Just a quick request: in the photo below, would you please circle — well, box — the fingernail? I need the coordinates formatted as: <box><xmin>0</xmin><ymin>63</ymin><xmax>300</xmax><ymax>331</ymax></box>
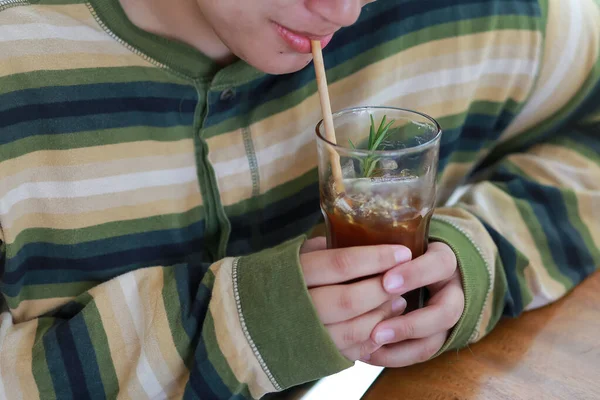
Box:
<box><xmin>374</xmin><ymin>329</ymin><xmax>395</xmax><ymax>345</ymax></box>
<box><xmin>392</xmin><ymin>297</ymin><xmax>407</xmax><ymax>313</ymax></box>
<box><xmin>393</xmin><ymin>247</ymin><xmax>411</xmax><ymax>264</ymax></box>
<box><xmin>384</xmin><ymin>274</ymin><xmax>404</xmax><ymax>292</ymax></box>
<box><xmin>361</xmin><ymin>354</ymin><xmax>371</xmax><ymax>361</ymax></box>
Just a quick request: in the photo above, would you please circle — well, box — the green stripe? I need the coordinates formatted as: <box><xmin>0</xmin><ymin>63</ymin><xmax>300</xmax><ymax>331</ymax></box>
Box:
<box><xmin>514</xmin><ymin>249</ymin><xmax>534</xmax><ymax>310</ymax></box>
<box><xmin>32</xmin><ymin>318</ymin><xmax>57</xmax><ymax>400</ymax></box>
<box><xmin>203</xmin><ymin>312</ymin><xmax>252</xmax><ymax>398</ymax></box>
<box><xmin>5</xmin><ymin>282</ymin><xmax>97</xmax><ymax>308</ymax></box>
<box><xmin>7</xmin><ymin>206</ymin><xmax>205</xmax><ymax>255</ymax></box>
<box><xmin>82</xmin><ymin>301</ymin><xmax>120</xmax><ymax>396</ymax></box>
<box><xmin>223</xmin><ymin>169</ymin><xmax>318</xmax><ymax>217</ymax></box>
<box><xmin>550</xmin><ymin>137</ymin><xmax>600</xmax><ymax>167</ymax></box>
<box><xmin>203</xmin><ymin>16</ymin><xmax>538</xmax><ymax>137</ymax></box>
<box><xmin>563</xmin><ymin>190</ymin><xmax>600</xmax><ymax>264</ymax></box>
<box><xmin>451</xmin><ymin>150</ymin><xmax>479</xmax><ymax>164</ymax></box>
<box><xmin>485</xmin><ymin>256</ymin><xmax>509</xmax><ymax>335</ymax></box>
<box><xmin>1</xmin><ymin>126</ymin><xmax>193</xmax><ymax>161</ymax></box>
<box><xmin>162</xmin><ymin>267</ymin><xmax>193</xmax><ymax>365</ymax></box>
<box><xmin>0</xmin><ymin>67</ymin><xmax>187</xmax><ymax>94</ymax></box>
<box><xmin>36</xmin><ymin>0</ymin><xmax>86</xmax><ymax>5</ymax></box>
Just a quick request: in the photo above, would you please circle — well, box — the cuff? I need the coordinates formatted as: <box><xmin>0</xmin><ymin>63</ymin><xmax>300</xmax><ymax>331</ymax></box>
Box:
<box><xmin>428</xmin><ymin>217</ymin><xmax>491</xmax><ymax>354</ymax></box>
<box><xmin>235</xmin><ymin>236</ymin><xmax>353</xmax><ymax>391</ymax></box>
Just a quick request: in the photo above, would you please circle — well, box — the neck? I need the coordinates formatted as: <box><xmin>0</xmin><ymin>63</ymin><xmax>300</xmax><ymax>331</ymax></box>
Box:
<box><xmin>118</xmin><ymin>0</ymin><xmax>236</xmax><ymax>65</ymax></box>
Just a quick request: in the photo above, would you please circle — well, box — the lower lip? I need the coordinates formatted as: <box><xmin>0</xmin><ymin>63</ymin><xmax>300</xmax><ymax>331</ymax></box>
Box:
<box><xmin>275</xmin><ymin>24</ymin><xmax>334</xmax><ymax>54</ymax></box>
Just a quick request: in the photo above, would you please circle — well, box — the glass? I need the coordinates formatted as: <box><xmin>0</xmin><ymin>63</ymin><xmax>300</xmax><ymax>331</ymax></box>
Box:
<box><xmin>316</xmin><ymin>107</ymin><xmax>442</xmax><ymax>312</ymax></box>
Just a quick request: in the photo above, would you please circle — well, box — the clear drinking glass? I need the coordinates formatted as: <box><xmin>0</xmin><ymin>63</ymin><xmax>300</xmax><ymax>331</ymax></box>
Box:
<box><xmin>316</xmin><ymin>107</ymin><xmax>442</xmax><ymax>312</ymax></box>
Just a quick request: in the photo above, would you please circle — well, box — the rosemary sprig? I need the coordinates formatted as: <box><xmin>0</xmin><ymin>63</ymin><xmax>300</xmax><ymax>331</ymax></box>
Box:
<box><xmin>348</xmin><ymin>115</ymin><xmax>395</xmax><ymax>177</ymax></box>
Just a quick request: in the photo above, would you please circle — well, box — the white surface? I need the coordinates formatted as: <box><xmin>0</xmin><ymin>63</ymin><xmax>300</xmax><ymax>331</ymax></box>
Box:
<box><xmin>299</xmin><ymin>362</ymin><xmax>384</xmax><ymax>400</ymax></box>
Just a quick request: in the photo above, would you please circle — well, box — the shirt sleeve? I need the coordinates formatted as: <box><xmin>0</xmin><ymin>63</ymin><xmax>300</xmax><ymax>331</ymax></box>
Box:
<box><xmin>0</xmin><ymin>235</ymin><xmax>351</xmax><ymax>400</ymax></box>
<box><xmin>432</xmin><ymin>0</ymin><xmax>600</xmax><ymax>352</ymax></box>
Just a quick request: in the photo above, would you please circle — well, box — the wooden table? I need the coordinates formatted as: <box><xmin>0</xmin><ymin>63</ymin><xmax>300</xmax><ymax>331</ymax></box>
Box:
<box><xmin>363</xmin><ymin>272</ymin><xmax>600</xmax><ymax>400</ymax></box>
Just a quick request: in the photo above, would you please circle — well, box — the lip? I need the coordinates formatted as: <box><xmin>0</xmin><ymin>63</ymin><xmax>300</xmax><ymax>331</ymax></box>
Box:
<box><xmin>275</xmin><ymin>23</ymin><xmax>334</xmax><ymax>54</ymax></box>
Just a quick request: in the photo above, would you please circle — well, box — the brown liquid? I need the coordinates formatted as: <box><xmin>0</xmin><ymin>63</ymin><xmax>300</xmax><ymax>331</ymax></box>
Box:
<box><xmin>322</xmin><ymin>197</ymin><xmax>433</xmax><ymax>313</ymax></box>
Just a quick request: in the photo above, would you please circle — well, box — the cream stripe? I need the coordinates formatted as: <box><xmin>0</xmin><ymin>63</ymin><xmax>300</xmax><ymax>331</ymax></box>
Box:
<box><xmin>0</xmin><ymin>53</ymin><xmax>152</xmax><ymax>78</ymax></box>
<box><xmin>0</xmin><ymin>166</ymin><xmax>197</xmax><ymax>216</ymax></box>
<box><xmin>509</xmin><ymin>154</ymin><xmax>600</xmax><ymax>190</ymax></box>
<box><xmin>357</xmin><ymin>59</ymin><xmax>536</xmax><ymax>108</ymax></box>
<box><xmin>117</xmin><ymin>273</ymin><xmax>167</xmax><ymax>400</ymax></box>
<box><xmin>102</xmin><ymin>279</ymin><xmax>149</xmax><ymax>399</ymax></box>
<box><xmin>135</xmin><ymin>269</ymin><xmax>190</xmax><ymax>394</ymax></box>
<box><xmin>0</xmin><ymin>23</ymin><xmax>112</xmax><ymax>41</ymax></box>
<box><xmin>577</xmin><ymin>193</ymin><xmax>600</xmax><ymax>252</ymax></box>
<box><xmin>437</xmin><ymin>162</ymin><xmax>473</xmax><ymax>206</ymax></box>
<box><xmin>2</xmin><ymin>181</ymin><xmax>200</xmax><ymax>229</ymax></box>
<box><xmin>0</xmin><ymin>317</ymin><xmax>40</xmax><ymax>400</ymax></box>
<box><xmin>1</xmin><ymin>152</ymin><xmax>195</xmax><ymax>195</ymax></box>
<box><xmin>0</xmin><ymin>315</ymin><xmax>39</xmax><ymax>399</ymax></box>
<box><xmin>0</xmin><ymin>4</ymin><xmax>96</xmax><ymax>26</ymax></box>
<box><xmin>3</xmin><ymin>194</ymin><xmax>202</xmax><ymax>242</ymax></box>
<box><xmin>0</xmin><ymin>38</ymin><xmax>131</xmax><ymax>60</ymax></box>
<box><xmin>206</xmin><ymin>129</ymin><xmax>248</xmax><ymax>163</ymax></box>
<box><xmin>528</xmin><ymin>143</ymin><xmax>600</xmax><ymax>172</ymax></box>
<box><xmin>89</xmin><ymin>285</ymin><xmax>136</xmax><ymax>400</ymax></box>
<box><xmin>13</xmin><ymin>320</ymin><xmax>39</xmax><ymax>400</ymax></box>
<box><xmin>501</xmin><ymin>0</ymin><xmax>599</xmax><ymax>140</ymax></box>
<box><xmin>0</xmin><ymin>313</ymin><xmax>18</xmax><ymax>400</ymax></box>
<box><xmin>209</xmin><ymin>260</ymin><xmax>276</xmax><ymax>399</ymax></box>
<box><xmin>11</xmin><ymin>297</ymin><xmax>75</xmax><ymax>325</ymax></box>
<box><xmin>0</xmin><ymin>139</ymin><xmax>194</xmax><ymax>177</ymax></box>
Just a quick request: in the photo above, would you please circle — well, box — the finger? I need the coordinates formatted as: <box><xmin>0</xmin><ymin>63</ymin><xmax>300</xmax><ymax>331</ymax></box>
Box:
<box><xmin>301</xmin><ymin>245</ymin><xmax>412</xmax><ymax>288</ymax></box>
<box><xmin>300</xmin><ymin>237</ymin><xmax>327</xmax><ymax>254</ymax></box>
<box><xmin>368</xmin><ymin>332</ymin><xmax>447</xmax><ymax>368</ymax></box>
<box><xmin>341</xmin><ymin>340</ymin><xmax>382</xmax><ymax>362</ymax></box>
<box><xmin>310</xmin><ymin>275</ymin><xmax>393</xmax><ymax>324</ymax></box>
<box><xmin>382</xmin><ymin>242</ymin><xmax>457</xmax><ymax>294</ymax></box>
<box><xmin>371</xmin><ymin>282</ymin><xmax>464</xmax><ymax>346</ymax></box>
<box><xmin>327</xmin><ymin>297</ymin><xmax>406</xmax><ymax>350</ymax></box>
<box><xmin>428</xmin><ymin>268</ymin><xmax>462</xmax><ymax>296</ymax></box>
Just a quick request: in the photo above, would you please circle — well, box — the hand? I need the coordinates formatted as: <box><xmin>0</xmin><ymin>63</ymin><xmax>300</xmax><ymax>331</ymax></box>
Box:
<box><xmin>364</xmin><ymin>242</ymin><xmax>464</xmax><ymax>367</ymax></box>
<box><xmin>300</xmin><ymin>238</ymin><xmax>412</xmax><ymax>361</ymax></box>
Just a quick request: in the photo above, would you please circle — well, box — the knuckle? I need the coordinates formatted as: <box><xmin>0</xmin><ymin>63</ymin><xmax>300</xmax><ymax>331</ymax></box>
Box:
<box><xmin>417</xmin><ymin>342</ymin><xmax>440</xmax><ymax>363</ymax></box>
<box><xmin>337</xmin><ymin>287</ymin><xmax>355</xmax><ymax>313</ymax></box>
<box><xmin>332</xmin><ymin>250</ymin><xmax>353</xmax><ymax>278</ymax></box>
<box><xmin>360</xmin><ymin>339</ymin><xmax>379</xmax><ymax>358</ymax></box>
<box><xmin>375</xmin><ymin>307</ymin><xmax>388</xmax><ymax>322</ymax></box>
<box><xmin>397</xmin><ymin>321</ymin><xmax>415</xmax><ymax>340</ymax></box>
<box><xmin>342</xmin><ymin>325</ymin><xmax>358</xmax><ymax>347</ymax></box>
<box><xmin>444</xmin><ymin>307</ymin><xmax>461</xmax><ymax>329</ymax></box>
<box><xmin>450</xmin><ymin>297</ymin><xmax>465</xmax><ymax>325</ymax></box>
<box><xmin>377</xmin><ymin>248</ymin><xmax>392</xmax><ymax>268</ymax></box>
<box><xmin>436</xmin><ymin>246</ymin><xmax>457</xmax><ymax>275</ymax></box>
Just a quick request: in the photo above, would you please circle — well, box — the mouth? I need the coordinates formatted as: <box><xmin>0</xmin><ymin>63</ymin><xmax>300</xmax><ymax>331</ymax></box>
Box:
<box><xmin>274</xmin><ymin>23</ymin><xmax>335</xmax><ymax>54</ymax></box>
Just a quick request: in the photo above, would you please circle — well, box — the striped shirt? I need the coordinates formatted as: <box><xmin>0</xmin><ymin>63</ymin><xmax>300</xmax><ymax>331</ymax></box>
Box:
<box><xmin>1</xmin><ymin>0</ymin><xmax>599</xmax><ymax>398</ymax></box>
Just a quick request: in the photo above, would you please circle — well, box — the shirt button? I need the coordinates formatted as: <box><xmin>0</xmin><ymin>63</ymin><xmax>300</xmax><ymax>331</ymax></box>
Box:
<box><xmin>220</xmin><ymin>88</ymin><xmax>235</xmax><ymax>101</ymax></box>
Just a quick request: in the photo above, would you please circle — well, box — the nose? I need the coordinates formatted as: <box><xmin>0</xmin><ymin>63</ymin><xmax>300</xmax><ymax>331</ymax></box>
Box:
<box><xmin>305</xmin><ymin>0</ymin><xmax>364</xmax><ymax>27</ymax></box>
